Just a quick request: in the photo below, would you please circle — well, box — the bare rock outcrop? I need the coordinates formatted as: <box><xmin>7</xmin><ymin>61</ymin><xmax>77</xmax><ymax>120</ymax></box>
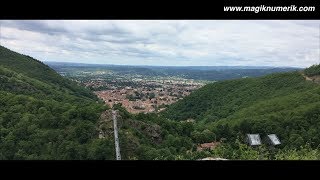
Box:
<box><xmin>127</xmin><ymin>120</ymin><xmax>162</xmax><ymax>144</ymax></box>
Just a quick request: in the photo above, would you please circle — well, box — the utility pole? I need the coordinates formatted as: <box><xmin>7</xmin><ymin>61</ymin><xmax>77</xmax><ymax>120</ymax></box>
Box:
<box><xmin>112</xmin><ymin>110</ymin><xmax>121</xmax><ymax>160</ymax></box>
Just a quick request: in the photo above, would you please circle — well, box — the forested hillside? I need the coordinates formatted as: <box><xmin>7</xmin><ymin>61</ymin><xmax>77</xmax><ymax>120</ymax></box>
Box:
<box><xmin>162</xmin><ymin>70</ymin><xmax>320</xmax><ymax>150</ymax></box>
<box><xmin>0</xmin><ymin>46</ymin><xmax>112</xmax><ymax>159</ymax></box>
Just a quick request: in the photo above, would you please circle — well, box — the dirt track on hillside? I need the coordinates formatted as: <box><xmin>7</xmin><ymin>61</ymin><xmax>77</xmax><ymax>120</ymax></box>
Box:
<box><xmin>301</xmin><ymin>73</ymin><xmax>320</xmax><ymax>84</ymax></box>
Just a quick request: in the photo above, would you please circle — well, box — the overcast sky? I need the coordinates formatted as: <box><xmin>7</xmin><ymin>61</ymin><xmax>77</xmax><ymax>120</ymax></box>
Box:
<box><xmin>0</xmin><ymin>20</ymin><xmax>319</xmax><ymax>67</ymax></box>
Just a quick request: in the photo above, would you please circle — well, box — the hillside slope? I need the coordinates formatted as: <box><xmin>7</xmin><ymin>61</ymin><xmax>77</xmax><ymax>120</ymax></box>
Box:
<box><xmin>0</xmin><ymin>46</ymin><xmax>96</xmax><ymax>100</ymax></box>
<box><xmin>0</xmin><ymin>46</ymin><xmax>112</xmax><ymax>159</ymax></box>
<box><xmin>162</xmin><ymin>70</ymin><xmax>320</xmax><ymax>148</ymax></box>
<box><xmin>304</xmin><ymin>64</ymin><xmax>320</xmax><ymax>76</ymax></box>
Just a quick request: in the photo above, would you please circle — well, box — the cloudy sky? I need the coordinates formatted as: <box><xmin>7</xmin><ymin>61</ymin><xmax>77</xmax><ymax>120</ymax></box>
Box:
<box><xmin>0</xmin><ymin>20</ymin><xmax>319</xmax><ymax>67</ymax></box>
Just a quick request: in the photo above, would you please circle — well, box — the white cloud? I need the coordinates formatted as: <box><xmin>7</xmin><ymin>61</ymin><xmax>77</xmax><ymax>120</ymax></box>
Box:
<box><xmin>0</xmin><ymin>20</ymin><xmax>319</xmax><ymax>67</ymax></box>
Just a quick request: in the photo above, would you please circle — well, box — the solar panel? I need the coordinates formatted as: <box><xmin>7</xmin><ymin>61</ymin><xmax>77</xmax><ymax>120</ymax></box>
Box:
<box><xmin>267</xmin><ymin>134</ymin><xmax>281</xmax><ymax>146</ymax></box>
<box><xmin>247</xmin><ymin>134</ymin><xmax>261</xmax><ymax>146</ymax></box>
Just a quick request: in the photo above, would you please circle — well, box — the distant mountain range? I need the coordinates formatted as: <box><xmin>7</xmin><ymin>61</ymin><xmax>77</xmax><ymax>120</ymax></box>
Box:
<box><xmin>45</xmin><ymin>61</ymin><xmax>301</xmax><ymax>81</ymax></box>
<box><xmin>45</xmin><ymin>61</ymin><xmax>301</xmax><ymax>70</ymax></box>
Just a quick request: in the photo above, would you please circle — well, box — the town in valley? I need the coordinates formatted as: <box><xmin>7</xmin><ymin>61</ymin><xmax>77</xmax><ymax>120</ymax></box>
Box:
<box><xmin>50</xmin><ymin>64</ymin><xmax>209</xmax><ymax>113</ymax></box>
